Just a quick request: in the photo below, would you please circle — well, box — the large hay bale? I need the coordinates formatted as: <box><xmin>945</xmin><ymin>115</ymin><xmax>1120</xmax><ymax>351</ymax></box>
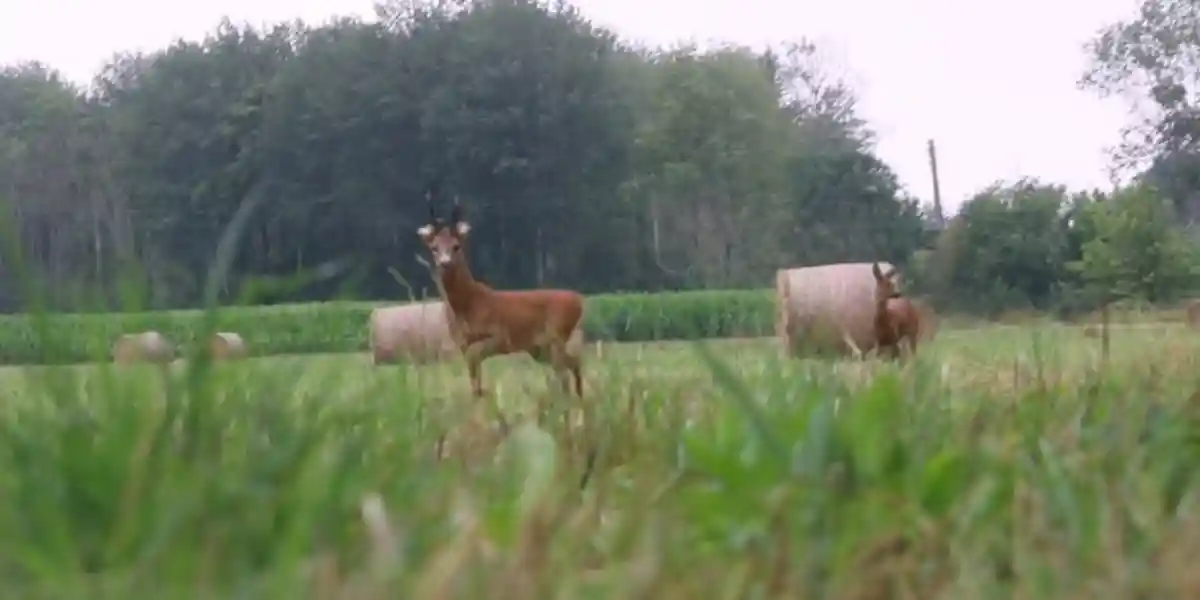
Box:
<box><xmin>370</xmin><ymin>301</ymin><xmax>458</xmax><ymax>365</ymax></box>
<box><xmin>112</xmin><ymin>331</ymin><xmax>175</xmax><ymax>364</ymax></box>
<box><xmin>776</xmin><ymin>262</ymin><xmax>897</xmax><ymax>358</ymax></box>
<box><xmin>210</xmin><ymin>332</ymin><xmax>248</xmax><ymax>360</ymax></box>
<box><xmin>1187</xmin><ymin>299</ymin><xmax>1200</xmax><ymax>329</ymax></box>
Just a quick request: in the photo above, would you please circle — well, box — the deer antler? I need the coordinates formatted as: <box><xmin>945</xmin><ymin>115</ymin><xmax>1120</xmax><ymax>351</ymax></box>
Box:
<box><xmin>426</xmin><ymin>190</ymin><xmax>439</xmax><ymax>225</ymax></box>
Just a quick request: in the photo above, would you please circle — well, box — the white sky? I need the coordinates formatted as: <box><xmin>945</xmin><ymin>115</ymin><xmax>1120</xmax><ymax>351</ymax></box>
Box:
<box><xmin>0</xmin><ymin>0</ymin><xmax>1142</xmax><ymax>214</ymax></box>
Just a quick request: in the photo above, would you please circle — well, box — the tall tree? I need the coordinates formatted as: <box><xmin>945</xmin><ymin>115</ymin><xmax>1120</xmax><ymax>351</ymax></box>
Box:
<box><xmin>1082</xmin><ymin>0</ymin><xmax>1200</xmax><ymax>220</ymax></box>
<box><xmin>0</xmin><ymin>0</ymin><xmax>931</xmax><ymax>309</ymax></box>
<box><xmin>96</xmin><ymin>19</ymin><xmax>300</xmax><ymax>305</ymax></box>
<box><xmin>927</xmin><ymin>180</ymin><xmax>1071</xmax><ymax>313</ymax></box>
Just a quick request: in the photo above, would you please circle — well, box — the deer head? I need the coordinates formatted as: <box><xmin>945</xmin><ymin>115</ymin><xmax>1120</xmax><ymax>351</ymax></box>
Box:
<box><xmin>872</xmin><ymin>262</ymin><xmax>902</xmax><ymax>300</ymax></box>
<box><xmin>417</xmin><ymin>194</ymin><xmax>472</xmax><ymax>268</ymax></box>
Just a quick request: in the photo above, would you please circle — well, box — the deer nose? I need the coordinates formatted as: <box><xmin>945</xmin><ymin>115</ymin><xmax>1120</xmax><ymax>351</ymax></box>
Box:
<box><xmin>436</xmin><ymin>254</ymin><xmax>453</xmax><ymax>266</ymax></box>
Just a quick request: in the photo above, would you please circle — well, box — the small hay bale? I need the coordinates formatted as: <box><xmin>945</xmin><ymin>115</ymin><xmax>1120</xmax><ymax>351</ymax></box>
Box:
<box><xmin>370</xmin><ymin>301</ymin><xmax>458</xmax><ymax>365</ymax></box>
<box><xmin>776</xmin><ymin>261</ymin><xmax>896</xmax><ymax>359</ymax></box>
<box><xmin>1187</xmin><ymin>300</ymin><xmax>1200</xmax><ymax>329</ymax></box>
<box><xmin>112</xmin><ymin>331</ymin><xmax>175</xmax><ymax>364</ymax></box>
<box><xmin>210</xmin><ymin>332</ymin><xmax>248</xmax><ymax>360</ymax></box>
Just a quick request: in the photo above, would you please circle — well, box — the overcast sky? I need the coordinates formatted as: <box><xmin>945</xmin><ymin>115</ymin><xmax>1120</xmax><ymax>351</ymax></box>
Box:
<box><xmin>0</xmin><ymin>0</ymin><xmax>1142</xmax><ymax>213</ymax></box>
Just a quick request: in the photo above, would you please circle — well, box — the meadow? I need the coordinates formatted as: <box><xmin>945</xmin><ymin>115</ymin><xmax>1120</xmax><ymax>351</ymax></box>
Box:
<box><xmin>2</xmin><ymin>319</ymin><xmax>1200</xmax><ymax>598</ymax></box>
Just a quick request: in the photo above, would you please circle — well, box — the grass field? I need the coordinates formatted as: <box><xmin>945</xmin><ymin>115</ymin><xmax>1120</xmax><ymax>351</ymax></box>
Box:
<box><xmin>2</xmin><ymin>321</ymin><xmax>1200</xmax><ymax>598</ymax></box>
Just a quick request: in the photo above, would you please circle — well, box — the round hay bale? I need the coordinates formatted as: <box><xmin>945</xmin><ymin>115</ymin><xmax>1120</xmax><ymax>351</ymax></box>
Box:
<box><xmin>1187</xmin><ymin>300</ymin><xmax>1200</xmax><ymax>329</ymax></box>
<box><xmin>776</xmin><ymin>261</ymin><xmax>896</xmax><ymax>359</ymax></box>
<box><xmin>112</xmin><ymin>331</ymin><xmax>175</xmax><ymax>364</ymax></box>
<box><xmin>370</xmin><ymin>301</ymin><xmax>458</xmax><ymax>365</ymax></box>
<box><xmin>210</xmin><ymin>332</ymin><xmax>248</xmax><ymax>360</ymax></box>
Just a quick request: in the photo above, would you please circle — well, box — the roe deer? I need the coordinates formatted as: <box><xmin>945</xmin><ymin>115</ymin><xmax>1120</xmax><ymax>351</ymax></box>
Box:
<box><xmin>417</xmin><ymin>195</ymin><xmax>586</xmax><ymax>404</ymax></box>
<box><xmin>871</xmin><ymin>262</ymin><xmax>921</xmax><ymax>361</ymax></box>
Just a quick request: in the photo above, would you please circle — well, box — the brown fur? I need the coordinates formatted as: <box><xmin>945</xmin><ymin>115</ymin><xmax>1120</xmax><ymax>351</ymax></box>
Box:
<box><xmin>418</xmin><ymin>197</ymin><xmax>585</xmax><ymax>401</ymax></box>
<box><xmin>871</xmin><ymin>262</ymin><xmax>921</xmax><ymax>361</ymax></box>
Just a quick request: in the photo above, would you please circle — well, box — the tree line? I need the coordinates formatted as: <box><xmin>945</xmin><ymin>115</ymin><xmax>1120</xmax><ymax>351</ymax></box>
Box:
<box><xmin>0</xmin><ymin>0</ymin><xmax>928</xmax><ymax>312</ymax></box>
<box><xmin>917</xmin><ymin>0</ymin><xmax>1200</xmax><ymax>317</ymax></box>
<box><xmin>0</xmin><ymin>0</ymin><xmax>1198</xmax><ymax>316</ymax></box>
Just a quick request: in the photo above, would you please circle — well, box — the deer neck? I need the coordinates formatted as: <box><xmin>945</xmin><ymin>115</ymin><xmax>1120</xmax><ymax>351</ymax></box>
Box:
<box><xmin>874</xmin><ymin>294</ymin><xmax>891</xmax><ymax>325</ymax></box>
<box><xmin>437</xmin><ymin>261</ymin><xmax>488</xmax><ymax>314</ymax></box>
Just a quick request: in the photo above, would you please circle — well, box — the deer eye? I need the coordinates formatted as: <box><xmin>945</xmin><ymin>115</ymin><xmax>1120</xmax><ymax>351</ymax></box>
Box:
<box><xmin>452</xmin><ymin>243</ymin><xmax>461</xmax><ymax>252</ymax></box>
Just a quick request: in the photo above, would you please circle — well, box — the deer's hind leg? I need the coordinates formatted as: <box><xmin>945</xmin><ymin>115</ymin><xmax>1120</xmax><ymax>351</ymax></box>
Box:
<box><xmin>904</xmin><ymin>335</ymin><xmax>918</xmax><ymax>360</ymax></box>
<box><xmin>545</xmin><ymin>342</ymin><xmax>582</xmax><ymax>398</ymax></box>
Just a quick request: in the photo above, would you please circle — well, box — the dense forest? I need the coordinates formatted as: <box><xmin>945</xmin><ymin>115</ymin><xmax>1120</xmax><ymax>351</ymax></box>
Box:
<box><xmin>0</xmin><ymin>0</ymin><xmax>1198</xmax><ymax>316</ymax></box>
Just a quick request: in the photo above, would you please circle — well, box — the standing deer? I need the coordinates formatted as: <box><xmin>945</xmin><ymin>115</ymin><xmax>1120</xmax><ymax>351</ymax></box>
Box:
<box><xmin>417</xmin><ymin>195</ymin><xmax>586</xmax><ymax>403</ymax></box>
<box><xmin>871</xmin><ymin>262</ymin><xmax>921</xmax><ymax>361</ymax></box>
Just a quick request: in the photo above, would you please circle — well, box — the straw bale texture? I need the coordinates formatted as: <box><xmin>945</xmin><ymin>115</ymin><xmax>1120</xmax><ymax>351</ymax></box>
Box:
<box><xmin>370</xmin><ymin>301</ymin><xmax>458</xmax><ymax>365</ymax></box>
<box><xmin>112</xmin><ymin>331</ymin><xmax>175</xmax><ymax>364</ymax></box>
<box><xmin>776</xmin><ymin>262</ymin><xmax>896</xmax><ymax>358</ymax></box>
<box><xmin>210</xmin><ymin>332</ymin><xmax>248</xmax><ymax>360</ymax></box>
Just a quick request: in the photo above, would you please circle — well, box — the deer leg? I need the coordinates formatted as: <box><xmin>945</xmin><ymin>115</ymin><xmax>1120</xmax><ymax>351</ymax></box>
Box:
<box><xmin>463</xmin><ymin>338</ymin><xmax>508</xmax><ymax>433</ymax></box>
<box><xmin>546</xmin><ymin>342</ymin><xmax>584</xmax><ymax>449</ymax></box>
<box><xmin>528</xmin><ymin>344</ymin><xmax>569</xmax><ymax>395</ymax></box>
<box><xmin>464</xmin><ymin>337</ymin><xmax>502</xmax><ymax>396</ymax></box>
<box><xmin>568</xmin><ymin>356</ymin><xmax>582</xmax><ymax>398</ymax></box>
<box><xmin>466</xmin><ymin>358</ymin><xmax>485</xmax><ymax>397</ymax></box>
<box><xmin>549</xmin><ymin>342</ymin><xmax>583</xmax><ymax>398</ymax></box>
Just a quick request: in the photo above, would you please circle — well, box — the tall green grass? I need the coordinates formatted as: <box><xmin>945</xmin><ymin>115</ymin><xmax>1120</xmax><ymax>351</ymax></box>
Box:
<box><xmin>2</xmin><ymin>202</ymin><xmax>1198</xmax><ymax>597</ymax></box>
<box><xmin>0</xmin><ymin>329</ymin><xmax>1198</xmax><ymax>598</ymax></box>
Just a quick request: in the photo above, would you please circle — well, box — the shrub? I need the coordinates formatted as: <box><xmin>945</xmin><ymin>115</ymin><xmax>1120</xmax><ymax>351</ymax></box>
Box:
<box><xmin>0</xmin><ymin>302</ymin><xmax>374</xmax><ymax>365</ymax></box>
<box><xmin>0</xmin><ymin>291</ymin><xmax>775</xmax><ymax>365</ymax></box>
<box><xmin>583</xmin><ymin>290</ymin><xmax>774</xmax><ymax>341</ymax></box>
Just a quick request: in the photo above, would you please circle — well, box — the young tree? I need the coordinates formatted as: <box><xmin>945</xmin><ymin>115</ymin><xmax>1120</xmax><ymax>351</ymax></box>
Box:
<box><xmin>1072</xmin><ymin>184</ymin><xmax>1198</xmax><ymax>303</ymax></box>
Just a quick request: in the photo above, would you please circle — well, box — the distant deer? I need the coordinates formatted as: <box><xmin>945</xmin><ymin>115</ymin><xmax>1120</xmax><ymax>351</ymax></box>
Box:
<box><xmin>417</xmin><ymin>195</ymin><xmax>586</xmax><ymax>404</ymax></box>
<box><xmin>871</xmin><ymin>262</ymin><xmax>921</xmax><ymax>361</ymax></box>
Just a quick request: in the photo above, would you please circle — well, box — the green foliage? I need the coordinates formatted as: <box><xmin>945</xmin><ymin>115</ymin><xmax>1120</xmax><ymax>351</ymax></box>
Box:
<box><xmin>1082</xmin><ymin>0</ymin><xmax>1200</xmax><ymax>222</ymax></box>
<box><xmin>924</xmin><ymin>179</ymin><xmax>1074</xmax><ymax>314</ymax></box>
<box><xmin>0</xmin><ymin>1</ymin><xmax>920</xmax><ymax>312</ymax></box>
<box><xmin>2</xmin><ymin>325</ymin><xmax>1200</xmax><ymax>594</ymax></box>
<box><xmin>1070</xmin><ymin>184</ymin><xmax>1199</xmax><ymax>302</ymax></box>
<box><xmin>584</xmin><ymin>289</ymin><xmax>774</xmax><ymax>341</ymax></box>
<box><xmin>0</xmin><ymin>290</ymin><xmax>775</xmax><ymax>365</ymax></box>
<box><xmin>0</xmin><ymin>303</ymin><xmax>371</xmax><ymax>365</ymax></box>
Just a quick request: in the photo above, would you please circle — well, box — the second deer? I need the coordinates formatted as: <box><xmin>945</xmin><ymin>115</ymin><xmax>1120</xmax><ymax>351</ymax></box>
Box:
<box><xmin>871</xmin><ymin>262</ymin><xmax>921</xmax><ymax>361</ymax></box>
<box><xmin>417</xmin><ymin>196</ymin><xmax>586</xmax><ymax>404</ymax></box>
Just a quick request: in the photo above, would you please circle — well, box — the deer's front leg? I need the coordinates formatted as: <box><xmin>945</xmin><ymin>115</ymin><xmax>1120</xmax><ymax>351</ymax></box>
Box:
<box><xmin>463</xmin><ymin>336</ymin><xmax>502</xmax><ymax>397</ymax></box>
<box><xmin>464</xmin><ymin>336</ymin><xmax>507</xmax><ymax>433</ymax></box>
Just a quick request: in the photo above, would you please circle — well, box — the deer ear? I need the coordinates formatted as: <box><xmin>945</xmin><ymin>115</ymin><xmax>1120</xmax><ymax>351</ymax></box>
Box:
<box><xmin>417</xmin><ymin>225</ymin><xmax>434</xmax><ymax>240</ymax></box>
<box><xmin>455</xmin><ymin>221</ymin><xmax>471</xmax><ymax>237</ymax></box>
<box><xmin>871</xmin><ymin>262</ymin><xmax>883</xmax><ymax>280</ymax></box>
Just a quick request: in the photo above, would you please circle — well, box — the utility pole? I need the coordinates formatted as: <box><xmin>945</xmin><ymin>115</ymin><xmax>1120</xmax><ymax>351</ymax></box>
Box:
<box><xmin>927</xmin><ymin>139</ymin><xmax>946</xmax><ymax>228</ymax></box>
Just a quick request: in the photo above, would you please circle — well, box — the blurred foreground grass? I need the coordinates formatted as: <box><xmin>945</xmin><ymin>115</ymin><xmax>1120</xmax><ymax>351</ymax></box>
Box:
<box><xmin>1</xmin><ymin>323</ymin><xmax>1200</xmax><ymax>598</ymax></box>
